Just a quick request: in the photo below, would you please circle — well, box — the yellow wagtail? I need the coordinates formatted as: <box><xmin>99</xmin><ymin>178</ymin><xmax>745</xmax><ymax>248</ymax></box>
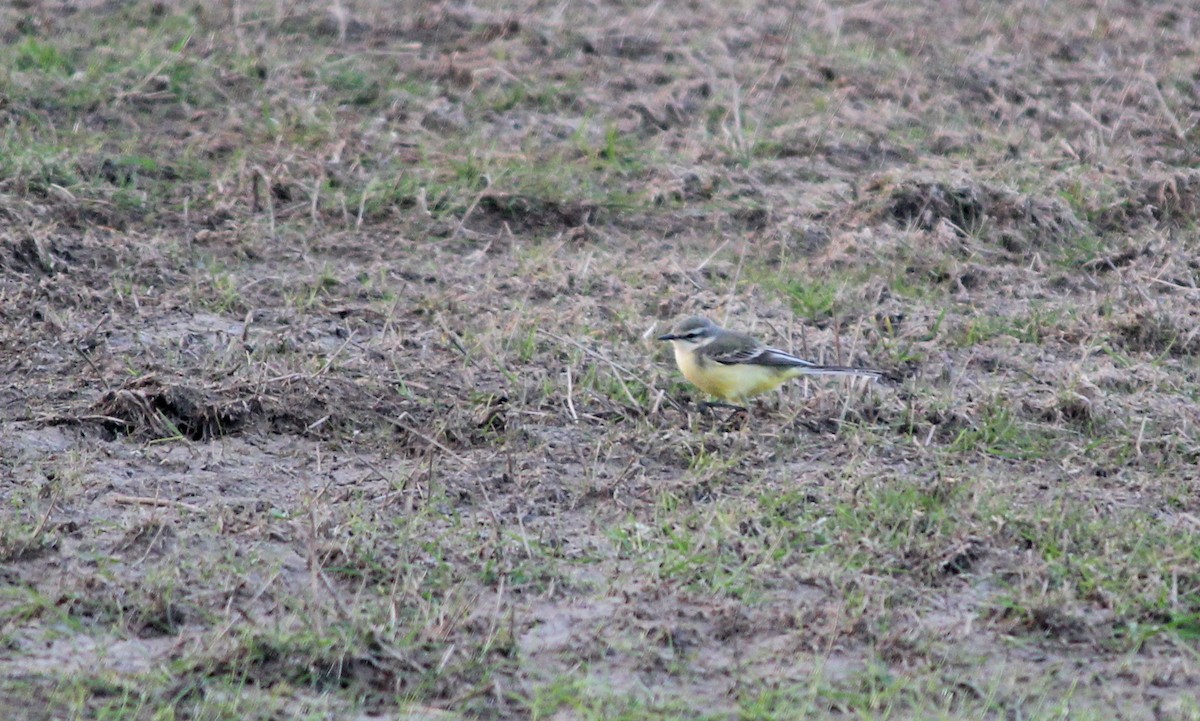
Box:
<box><xmin>657</xmin><ymin>316</ymin><xmax>887</xmax><ymax>411</ymax></box>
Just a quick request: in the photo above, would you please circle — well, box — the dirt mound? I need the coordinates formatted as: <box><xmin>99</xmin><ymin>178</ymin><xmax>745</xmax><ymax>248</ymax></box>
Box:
<box><xmin>876</xmin><ymin>175</ymin><xmax>1083</xmax><ymax>252</ymax></box>
<box><xmin>91</xmin><ymin>376</ymin><xmax>258</xmax><ymax>441</ymax></box>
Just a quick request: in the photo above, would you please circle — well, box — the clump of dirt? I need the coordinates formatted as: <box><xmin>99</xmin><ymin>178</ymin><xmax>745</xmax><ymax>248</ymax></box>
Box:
<box><xmin>887</xmin><ymin>179</ymin><xmax>986</xmax><ymax>232</ymax></box>
<box><xmin>1080</xmin><ymin>246</ymin><xmax>1146</xmax><ymax>274</ymax></box>
<box><xmin>877</xmin><ymin>175</ymin><xmax>1082</xmax><ymax>252</ymax></box>
<box><xmin>1140</xmin><ymin>168</ymin><xmax>1200</xmax><ymax>226</ymax></box>
<box><xmin>992</xmin><ymin>604</ymin><xmax>1097</xmax><ymax>644</ymax></box>
<box><xmin>1027</xmin><ymin>391</ymin><xmax>1098</xmax><ymax>428</ymax></box>
<box><xmin>474</xmin><ymin>193</ymin><xmax>600</xmax><ymax>234</ymax></box>
<box><xmin>92</xmin><ymin>376</ymin><xmax>258</xmax><ymax>441</ymax></box>
<box><xmin>1112</xmin><ymin>309</ymin><xmax>1200</xmax><ymax>358</ymax></box>
<box><xmin>1</xmin><ymin>232</ymin><xmax>71</xmax><ymax>276</ymax></box>
<box><xmin>86</xmin><ymin>374</ymin><xmax>444</xmax><ymax>447</ymax></box>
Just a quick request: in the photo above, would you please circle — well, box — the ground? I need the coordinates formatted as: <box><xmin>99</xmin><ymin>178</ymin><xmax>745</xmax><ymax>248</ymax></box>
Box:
<box><xmin>1</xmin><ymin>1</ymin><xmax>1199</xmax><ymax>719</ymax></box>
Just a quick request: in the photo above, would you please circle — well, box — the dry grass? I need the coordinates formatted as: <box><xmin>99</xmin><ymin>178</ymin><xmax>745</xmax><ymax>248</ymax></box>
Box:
<box><xmin>2</xmin><ymin>1</ymin><xmax>1200</xmax><ymax>719</ymax></box>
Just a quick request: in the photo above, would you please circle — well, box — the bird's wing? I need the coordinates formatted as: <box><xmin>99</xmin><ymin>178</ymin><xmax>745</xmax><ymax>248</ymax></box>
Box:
<box><xmin>739</xmin><ymin>345</ymin><xmax>821</xmax><ymax>368</ymax></box>
<box><xmin>702</xmin><ymin>331</ymin><xmax>811</xmax><ymax>367</ymax></box>
<box><xmin>705</xmin><ymin>333</ymin><xmax>886</xmax><ymax>379</ymax></box>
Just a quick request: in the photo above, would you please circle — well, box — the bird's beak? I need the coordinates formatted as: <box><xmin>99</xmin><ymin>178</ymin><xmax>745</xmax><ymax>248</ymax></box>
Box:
<box><xmin>657</xmin><ymin>332</ymin><xmax>677</xmax><ymax>341</ymax></box>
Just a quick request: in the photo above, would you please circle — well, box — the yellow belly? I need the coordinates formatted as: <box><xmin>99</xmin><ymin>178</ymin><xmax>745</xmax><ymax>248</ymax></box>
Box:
<box><xmin>674</xmin><ymin>346</ymin><xmax>794</xmax><ymax>403</ymax></box>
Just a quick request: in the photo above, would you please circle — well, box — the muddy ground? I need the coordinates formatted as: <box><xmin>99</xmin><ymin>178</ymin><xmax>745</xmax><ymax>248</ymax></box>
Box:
<box><xmin>2</xmin><ymin>1</ymin><xmax>1199</xmax><ymax>719</ymax></box>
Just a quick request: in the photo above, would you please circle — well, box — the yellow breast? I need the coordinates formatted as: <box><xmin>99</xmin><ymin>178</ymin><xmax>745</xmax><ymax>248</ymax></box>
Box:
<box><xmin>673</xmin><ymin>345</ymin><xmax>794</xmax><ymax>403</ymax></box>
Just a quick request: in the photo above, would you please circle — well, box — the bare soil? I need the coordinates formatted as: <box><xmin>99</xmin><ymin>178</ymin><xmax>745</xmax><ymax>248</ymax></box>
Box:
<box><xmin>2</xmin><ymin>1</ymin><xmax>1199</xmax><ymax>719</ymax></box>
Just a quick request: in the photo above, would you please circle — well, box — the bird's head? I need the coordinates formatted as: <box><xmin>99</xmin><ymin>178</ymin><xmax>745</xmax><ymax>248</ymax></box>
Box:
<box><xmin>657</xmin><ymin>316</ymin><xmax>718</xmax><ymax>350</ymax></box>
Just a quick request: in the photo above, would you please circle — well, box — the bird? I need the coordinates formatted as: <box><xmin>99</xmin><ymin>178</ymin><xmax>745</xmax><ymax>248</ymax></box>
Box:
<box><xmin>657</xmin><ymin>315</ymin><xmax>887</xmax><ymax>413</ymax></box>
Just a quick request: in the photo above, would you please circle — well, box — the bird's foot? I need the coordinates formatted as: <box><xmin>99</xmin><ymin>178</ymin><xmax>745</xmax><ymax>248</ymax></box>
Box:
<box><xmin>718</xmin><ymin>407</ymin><xmax>750</xmax><ymax>431</ymax></box>
<box><xmin>698</xmin><ymin>401</ymin><xmax>749</xmax><ymax>429</ymax></box>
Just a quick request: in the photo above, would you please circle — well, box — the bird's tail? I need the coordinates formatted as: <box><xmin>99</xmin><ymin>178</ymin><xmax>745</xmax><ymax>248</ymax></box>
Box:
<box><xmin>790</xmin><ymin>365</ymin><xmax>891</xmax><ymax>382</ymax></box>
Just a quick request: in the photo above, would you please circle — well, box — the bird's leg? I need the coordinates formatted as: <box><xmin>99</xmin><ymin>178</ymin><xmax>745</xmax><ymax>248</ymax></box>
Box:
<box><xmin>697</xmin><ymin>400</ymin><xmax>749</xmax><ymax>429</ymax></box>
<box><xmin>698</xmin><ymin>400</ymin><xmax>746</xmax><ymax>415</ymax></box>
<box><xmin>720</xmin><ymin>408</ymin><xmax>750</xmax><ymax>430</ymax></box>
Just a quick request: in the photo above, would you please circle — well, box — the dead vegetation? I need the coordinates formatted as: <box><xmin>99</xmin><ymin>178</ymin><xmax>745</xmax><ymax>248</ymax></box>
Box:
<box><xmin>2</xmin><ymin>0</ymin><xmax>1200</xmax><ymax>719</ymax></box>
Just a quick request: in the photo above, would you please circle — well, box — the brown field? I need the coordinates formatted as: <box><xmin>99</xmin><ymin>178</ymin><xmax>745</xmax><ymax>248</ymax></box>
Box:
<box><xmin>2</xmin><ymin>1</ymin><xmax>1199</xmax><ymax>719</ymax></box>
